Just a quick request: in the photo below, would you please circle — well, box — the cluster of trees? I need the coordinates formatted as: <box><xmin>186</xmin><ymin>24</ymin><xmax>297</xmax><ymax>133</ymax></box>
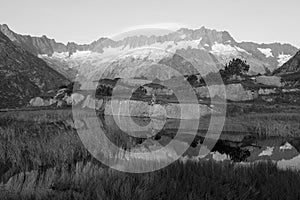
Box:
<box><xmin>187</xmin><ymin>58</ymin><xmax>250</xmax><ymax>86</ymax></box>
<box><xmin>219</xmin><ymin>58</ymin><xmax>250</xmax><ymax>80</ymax></box>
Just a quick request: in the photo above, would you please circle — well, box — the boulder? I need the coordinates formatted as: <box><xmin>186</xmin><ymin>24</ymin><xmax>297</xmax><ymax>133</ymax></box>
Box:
<box><xmin>49</xmin><ymin>98</ymin><xmax>57</xmax><ymax>105</ymax></box>
<box><xmin>71</xmin><ymin>93</ymin><xmax>85</xmax><ymax>105</ymax></box>
<box><xmin>29</xmin><ymin>97</ymin><xmax>44</xmax><ymax>107</ymax></box>
<box><xmin>195</xmin><ymin>84</ymin><xmax>255</xmax><ymax>101</ymax></box>
<box><xmin>256</xmin><ymin>76</ymin><xmax>282</xmax><ymax>87</ymax></box>
<box><xmin>61</xmin><ymin>93</ymin><xmax>85</xmax><ymax>106</ymax></box>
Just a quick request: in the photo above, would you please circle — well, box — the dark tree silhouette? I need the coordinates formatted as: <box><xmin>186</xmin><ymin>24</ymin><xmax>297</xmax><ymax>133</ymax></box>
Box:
<box><xmin>220</xmin><ymin>58</ymin><xmax>250</xmax><ymax>80</ymax></box>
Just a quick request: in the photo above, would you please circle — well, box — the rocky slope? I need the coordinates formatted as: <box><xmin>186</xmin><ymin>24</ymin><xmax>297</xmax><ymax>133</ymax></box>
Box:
<box><xmin>273</xmin><ymin>50</ymin><xmax>300</xmax><ymax>75</ymax></box>
<box><xmin>0</xmin><ymin>31</ymin><xmax>69</xmax><ymax>108</ymax></box>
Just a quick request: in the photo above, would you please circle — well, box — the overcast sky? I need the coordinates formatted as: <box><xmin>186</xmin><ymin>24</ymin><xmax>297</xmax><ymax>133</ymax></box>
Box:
<box><xmin>0</xmin><ymin>0</ymin><xmax>299</xmax><ymax>47</ymax></box>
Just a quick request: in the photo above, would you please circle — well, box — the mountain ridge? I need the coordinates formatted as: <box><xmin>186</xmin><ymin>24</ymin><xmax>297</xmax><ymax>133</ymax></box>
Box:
<box><xmin>1</xmin><ymin>24</ymin><xmax>297</xmax><ymax>58</ymax></box>
<box><xmin>0</xmin><ymin>24</ymin><xmax>298</xmax><ymax>81</ymax></box>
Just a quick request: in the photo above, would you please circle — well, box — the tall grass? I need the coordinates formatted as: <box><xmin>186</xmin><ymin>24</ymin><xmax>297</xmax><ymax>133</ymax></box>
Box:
<box><xmin>0</xmin><ymin>118</ymin><xmax>92</xmax><ymax>183</ymax></box>
<box><xmin>1</xmin><ymin>160</ymin><xmax>300</xmax><ymax>200</ymax></box>
<box><xmin>241</xmin><ymin>113</ymin><xmax>300</xmax><ymax>138</ymax></box>
<box><xmin>1</xmin><ymin>116</ymin><xmax>300</xmax><ymax>199</ymax></box>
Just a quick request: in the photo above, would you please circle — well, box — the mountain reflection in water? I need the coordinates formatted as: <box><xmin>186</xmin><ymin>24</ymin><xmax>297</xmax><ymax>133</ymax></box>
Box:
<box><xmin>74</xmin><ymin>114</ymin><xmax>299</xmax><ymax>169</ymax></box>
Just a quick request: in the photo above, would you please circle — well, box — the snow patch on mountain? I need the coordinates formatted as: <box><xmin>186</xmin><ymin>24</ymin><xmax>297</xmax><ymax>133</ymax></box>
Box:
<box><xmin>145</xmin><ymin>38</ymin><xmax>202</xmax><ymax>53</ymax></box>
<box><xmin>277</xmin><ymin>53</ymin><xmax>292</xmax><ymax>66</ymax></box>
<box><xmin>71</xmin><ymin>50</ymin><xmax>94</xmax><ymax>58</ymax></box>
<box><xmin>102</xmin><ymin>45</ymin><xmax>131</xmax><ymax>57</ymax></box>
<box><xmin>62</xmin><ymin>38</ymin><xmax>203</xmax><ymax>63</ymax></box>
<box><xmin>116</xmin><ymin>48</ymin><xmax>171</xmax><ymax>61</ymax></box>
<box><xmin>39</xmin><ymin>52</ymin><xmax>69</xmax><ymax>60</ymax></box>
<box><xmin>235</xmin><ymin>46</ymin><xmax>251</xmax><ymax>55</ymax></box>
<box><xmin>258</xmin><ymin>48</ymin><xmax>274</xmax><ymax>58</ymax></box>
<box><xmin>210</xmin><ymin>43</ymin><xmax>246</xmax><ymax>56</ymax></box>
<box><xmin>38</xmin><ymin>54</ymin><xmax>48</xmax><ymax>58</ymax></box>
<box><xmin>52</xmin><ymin>52</ymin><xmax>70</xmax><ymax>59</ymax></box>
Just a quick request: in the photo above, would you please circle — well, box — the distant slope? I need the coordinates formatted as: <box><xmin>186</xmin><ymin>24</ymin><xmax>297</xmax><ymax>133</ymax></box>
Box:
<box><xmin>0</xmin><ymin>31</ymin><xmax>69</xmax><ymax>108</ymax></box>
<box><xmin>273</xmin><ymin>50</ymin><xmax>300</xmax><ymax>75</ymax></box>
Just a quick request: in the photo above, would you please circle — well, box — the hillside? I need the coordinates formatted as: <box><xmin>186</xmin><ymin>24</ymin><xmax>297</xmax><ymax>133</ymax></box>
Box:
<box><xmin>0</xmin><ymin>31</ymin><xmax>69</xmax><ymax>108</ymax></box>
<box><xmin>273</xmin><ymin>50</ymin><xmax>300</xmax><ymax>75</ymax></box>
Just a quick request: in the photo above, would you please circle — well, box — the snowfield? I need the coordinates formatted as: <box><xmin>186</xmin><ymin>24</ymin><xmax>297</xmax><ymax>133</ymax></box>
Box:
<box><xmin>277</xmin><ymin>53</ymin><xmax>292</xmax><ymax>66</ymax></box>
<box><xmin>257</xmin><ymin>48</ymin><xmax>274</xmax><ymax>58</ymax></box>
<box><xmin>210</xmin><ymin>42</ymin><xmax>248</xmax><ymax>57</ymax></box>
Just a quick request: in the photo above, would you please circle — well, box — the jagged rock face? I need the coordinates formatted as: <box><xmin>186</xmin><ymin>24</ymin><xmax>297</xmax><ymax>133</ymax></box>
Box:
<box><xmin>0</xmin><ymin>31</ymin><xmax>69</xmax><ymax>108</ymax></box>
<box><xmin>273</xmin><ymin>50</ymin><xmax>300</xmax><ymax>75</ymax></box>
<box><xmin>0</xmin><ymin>24</ymin><xmax>66</xmax><ymax>56</ymax></box>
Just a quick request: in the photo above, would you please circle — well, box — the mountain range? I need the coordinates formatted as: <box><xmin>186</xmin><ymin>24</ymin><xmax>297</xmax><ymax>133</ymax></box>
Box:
<box><xmin>1</xmin><ymin>24</ymin><xmax>298</xmax><ymax>82</ymax></box>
